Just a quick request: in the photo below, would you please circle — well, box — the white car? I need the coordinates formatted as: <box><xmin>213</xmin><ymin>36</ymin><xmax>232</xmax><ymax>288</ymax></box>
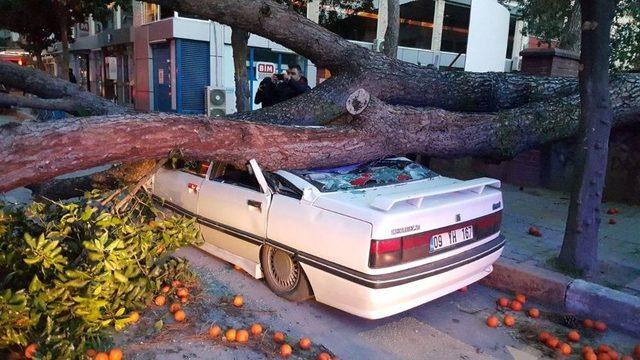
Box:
<box><xmin>150</xmin><ymin>157</ymin><xmax>504</xmax><ymax>319</ymax></box>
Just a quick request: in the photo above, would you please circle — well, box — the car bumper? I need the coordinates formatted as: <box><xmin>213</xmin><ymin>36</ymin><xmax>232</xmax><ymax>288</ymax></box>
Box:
<box><xmin>301</xmin><ymin>235</ymin><xmax>504</xmax><ymax>319</ymax></box>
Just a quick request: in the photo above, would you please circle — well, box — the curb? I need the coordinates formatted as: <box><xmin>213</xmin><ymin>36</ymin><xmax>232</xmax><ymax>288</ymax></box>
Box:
<box><xmin>480</xmin><ymin>258</ymin><xmax>640</xmax><ymax>335</ymax></box>
<box><xmin>480</xmin><ymin>258</ymin><xmax>572</xmax><ymax>307</ymax></box>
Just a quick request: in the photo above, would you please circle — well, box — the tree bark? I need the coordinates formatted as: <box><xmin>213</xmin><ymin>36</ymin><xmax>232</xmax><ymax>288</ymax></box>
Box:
<box><xmin>559</xmin><ymin>2</ymin><xmax>582</xmax><ymax>52</ymax></box>
<box><xmin>231</xmin><ymin>28</ymin><xmax>251</xmax><ymax>113</ymax></box>
<box><xmin>0</xmin><ymin>62</ymin><xmax>127</xmax><ymax>116</ymax></box>
<box><xmin>56</xmin><ymin>2</ymin><xmax>70</xmax><ymax>81</ymax></box>
<box><xmin>383</xmin><ymin>0</ymin><xmax>400</xmax><ymax>58</ymax></box>
<box><xmin>559</xmin><ymin>0</ymin><xmax>616</xmax><ymax>276</ymax></box>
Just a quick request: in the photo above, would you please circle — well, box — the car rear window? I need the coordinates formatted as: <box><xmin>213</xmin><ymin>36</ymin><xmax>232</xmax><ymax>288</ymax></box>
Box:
<box><xmin>290</xmin><ymin>158</ymin><xmax>439</xmax><ymax>192</ymax></box>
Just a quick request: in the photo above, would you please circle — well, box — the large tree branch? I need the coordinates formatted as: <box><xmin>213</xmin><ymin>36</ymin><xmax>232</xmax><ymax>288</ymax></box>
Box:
<box><xmin>0</xmin><ymin>93</ymin><xmax>79</xmax><ymax>113</ymax></box>
<box><xmin>0</xmin><ymin>62</ymin><xmax>127</xmax><ymax>116</ymax></box>
<box><xmin>2</xmin><ymin>77</ymin><xmax>639</xmax><ymax>193</ymax></box>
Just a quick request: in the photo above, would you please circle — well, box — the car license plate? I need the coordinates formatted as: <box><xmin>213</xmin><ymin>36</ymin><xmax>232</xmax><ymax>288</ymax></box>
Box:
<box><xmin>430</xmin><ymin>226</ymin><xmax>474</xmax><ymax>252</ymax></box>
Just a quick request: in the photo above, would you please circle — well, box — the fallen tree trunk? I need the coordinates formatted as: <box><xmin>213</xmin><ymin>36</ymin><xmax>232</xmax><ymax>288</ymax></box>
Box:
<box><xmin>2</xmin><ymin>86</ymin><xmax>638</xmax><ymax>193</ymax></box>
<box><xmin>0</xmin><ymin>0</ymin><xmax>639</xmax><ymax>193</ymax></box>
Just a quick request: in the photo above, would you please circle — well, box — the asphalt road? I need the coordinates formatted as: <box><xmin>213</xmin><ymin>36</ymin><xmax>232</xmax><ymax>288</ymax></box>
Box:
<box><xmin>120</xmin><ymin>247</ymin><xmax>639</xmax><ymax>360</ymax></box>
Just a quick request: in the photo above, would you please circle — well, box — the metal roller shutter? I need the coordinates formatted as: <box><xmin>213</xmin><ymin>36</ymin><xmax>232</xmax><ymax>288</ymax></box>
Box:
<box><xmin>177</xmin><ymin>39</ymin><xmax>210</xmax><ymax>114</ymax></box>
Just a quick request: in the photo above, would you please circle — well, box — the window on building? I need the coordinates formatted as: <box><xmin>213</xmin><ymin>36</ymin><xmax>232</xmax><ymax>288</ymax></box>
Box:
<box><xmin>143</xmin><ymin>3</ymin><xmax>160</xmax><ymax>23</ymax></box>
<box><xmin>320</xmin><ymin>1</ymin><xmax>378</xmax><ymax>43</ymax></box>
<box><xmin>398</xmin><ymin>0</ymin><xmax>434</xmax><ymax>50</ymax></box>
<box><xmin>441</xmin><ymin>3</ymin><xmax>470</xmax><ymax>54</ymax></box>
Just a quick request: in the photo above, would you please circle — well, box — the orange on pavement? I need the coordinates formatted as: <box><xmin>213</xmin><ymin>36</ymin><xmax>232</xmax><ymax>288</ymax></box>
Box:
<box><xmin>109</xmin><ymin>348</ymin><xmax>123</xmax><ymax>360</ymax></box>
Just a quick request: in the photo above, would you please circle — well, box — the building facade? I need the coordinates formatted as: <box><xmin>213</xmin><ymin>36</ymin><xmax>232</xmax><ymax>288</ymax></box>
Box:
<box><xmin>36</xmin><ymin>0</ymin><xmax>524</xmax><ymax>114</ymax></box>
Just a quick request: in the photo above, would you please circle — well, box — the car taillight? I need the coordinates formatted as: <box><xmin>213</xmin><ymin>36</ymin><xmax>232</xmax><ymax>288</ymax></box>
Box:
<box><xmin>369</xmin><ymin>237</ymin><xmax>402</xmax><ymax>268</ymax></box>
<box><xmin>369</xmin><ymin>211</ymin><xmax>502</xmax><ymax>269</ymax></box>
<box><xmin>474</xmin><ymin>211</ymin><xmax>502</xmax><ymax>240</ymax></box>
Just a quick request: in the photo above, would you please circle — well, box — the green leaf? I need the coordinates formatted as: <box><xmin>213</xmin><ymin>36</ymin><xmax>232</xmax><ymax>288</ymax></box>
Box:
<box><xmin>28</xmin><ymin>275</ymin><xmax>42</xmax><ymax>293</ymax></box>
<box><xmin>23</xmin><ymin>257</ymin><xmax>41</xmax><ymax>265</ymax></box>
<box><xmin>115</xmin><ymin>307</ymin><xmax>125</xmax><ymax>317</ymax></box>
<box><xmin>80</xmin><ymin>206</ymin><xmax>95</xmax><ymax>221</ymax></box>
<box><xmin>154</xmin><ymin>319</ymin><xmax>164</xmax><ymax>330</ymax></box>
<box><xmin>113</xmin><ymin>271</ymin><xmax>128</xmax><ymax>283</ymax></box>
<box><xmin>24</xmin><ymin>233</ymin><xmax>36</xmax><ymax>248</ymax></box>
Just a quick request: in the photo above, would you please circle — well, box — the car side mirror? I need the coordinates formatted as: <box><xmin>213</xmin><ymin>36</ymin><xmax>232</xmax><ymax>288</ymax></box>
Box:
<box><xmin>301</xmin><ymin>187</ymin><xmax>319</xmax><ymax>204</ymax></box>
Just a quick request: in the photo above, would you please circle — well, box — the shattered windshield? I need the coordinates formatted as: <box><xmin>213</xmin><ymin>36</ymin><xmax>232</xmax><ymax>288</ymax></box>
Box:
<box><xmin>290</xmin><ymin>158</ymin><xmax>439</xmax><ymax>193</ymax></box>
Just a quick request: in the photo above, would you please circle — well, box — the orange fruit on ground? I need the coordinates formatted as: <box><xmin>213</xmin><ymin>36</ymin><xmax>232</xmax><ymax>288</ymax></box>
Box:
<box><xmin>24</xmin><ymin>343</ymin><xmax>39</xmax><ymax>359</ymax></box>
<box><xmin>503</xmin><ymin>315</ymin><xmax>515</xmax><ymax>327</ymax></box>
<box><xmin>598</xmin><ymin>353</ymin><xmax>612</xmax><ymax>360</ymax></box>
<box><xmin>95</xmin><ymin>353</ymin><xmax>109</xmax><ymax>360</ymax></box>
<box><xmin>108</xmin><ymin>348</ymin><xmax>123</xmax><ymax>360</ymax></box>
<box><xmin>317</xmin><ymin>353</ymin><xmax>332</xmax><ymax>360</ymax></box>
<box><xmin>180</xmin><ymin>296</ymin><xmax>188</xmax><ymax>304</ymax></box>
<box><xmin>608</xmin><ymin>351</ymin><xmax>619</xmax><ymax>360</ymax></box>
<box><xmin>250</xmin><ymin>323</ymin><xmax>263</xmax><ymax>336</ymax></box>
<box><xmin>128</xmin><ymin>311</ymin><xmax>140</xmax><ymax>323</ymax></box>
<box><xmin>169</xmin><ymin>302</ymin><xmax>181</xmax><ymax>313</ymax></box>
<box><xmin>176</xmin><ymin>288</ymin><xmax>189</xmax><ymax>298</ymax></box>
<box><xmin>546</xmin><ymin>337</ymin><xmax>559</xmax><ymax>349</ymax></box>
<box><xmin>598</xmin><ymin>345</ymin><xmax>612</xmax><ymax>354</ymax></box>
<box><xmin>232</xmin><ymin>295</ymin><xmax>244</xmax><ymax>307</ymax></box>
<box><xmin>510</xmin><ymin>300</ymin><xmax>523</xmax><ymax>311</ymax></box>
<box><xmin>236</xmin><ymin>329</ymin><xmax>249</xmax><ymax>343</ymax></box>
<box><xmin>621</xmin><ymin>356</ymin><xmax>633</xmax><ymax>360</ymax></box>
<box><xmin>539</xmin><ymin>331</ymin><xmax>551</xmax><ymax>343</ymax></box>
<box><xmin>154</xmin><ymin>295</ymin><xmax>166</xmax><ymax>306</ymax></box>
<box><xmin>528</xmin><ymin>308</ymin><xmax>540</xmax><ymax>318</ymax></box>
<box><xmin>273</xmin><ymin>331</ymin><xmax>286</xmax><ymax>344</ymax></box>
<box><xmin>497</xmin><ymin>297</ymin><xmax>509</xmax><ymax>307</ymax></box>
<box><xmin>583</xmin><ymin>353</ymin><xmax>597</xmax><ymax>360</ymax></box>
<box><xmin>161</xmin><ymin>285</ymin><xmax>170</xmax><ymax>293</ymax></box>
<box><xmin>515</xmin><ymin>293</ymin><xmax>526</xmax><ymax>304</ymax></box>
<box><xmin>559</xmin><ymin>342</ymin><xmax>572</xmax><ymax>355</ymax></box>
<box><xmin>280</xmin><ymin>343</ymin><xmax>293</xmax><ymax>358</ymax></box>
<box><xmin>173</xmin><ymin>310</ymin><xmax>186</xmax><ymax>322</ymax></box>
<box><xmin>568</xmin><ymin>330</ymin><xmax>581</xmax><ymax>342</ymax></box>
<box><xmin>486</xmin><ymin>316</ymin><xmax>499</xmax><ymax>328</ymax></box>
<box><xmin>208</xmin><ymin>325</ymin><xmax>222</xmax><ymax>338</ymax></box>
<box><xmin>594</xmin><ymin>321</ymin><xmax>607</xmax><ymax>332</ymax></box>
<box><xmin>225</xmin><ymin>328</ymin><xmax>237</xmax><ymax>342</ymax></box>
<box><xmin>583</xmin><ymin>346</ymin><xmax>594</xmax><ymax>355</ymax></box>
<box><xmin>583</xmin><ymin>319</ymin><xmax>594</xmax><ymax>328</ymax></box>
<box><xmin>87</xmin><ymin>349</ymin><xmax>98</xmax><ymax>358</ymax></box>
<box><xmin>171</xmin><ymin>280</ymin><xmax>182</xmax><ymax>287</ymax></box>
<box><xmin>299</xmin><ymin>337</ymin><xmax>312</xmax><ymax>350</ymax></box>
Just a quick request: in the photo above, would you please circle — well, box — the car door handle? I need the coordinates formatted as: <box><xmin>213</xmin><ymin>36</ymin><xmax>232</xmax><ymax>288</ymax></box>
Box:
<box><xmin>247</xmin><ymin>200</ymin><xmax>262</xmax><ymax>211</ymax></box>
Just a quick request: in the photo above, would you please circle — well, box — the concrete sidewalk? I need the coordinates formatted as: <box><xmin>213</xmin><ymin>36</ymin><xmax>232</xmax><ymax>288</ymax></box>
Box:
<box><xmin>483</xmin><ymin>184</ymin><xmax>640</xmax><ymax>335</ymax></box>
<box><xmin>500</xmin><ymin>184</ymin><xmax>640</xmax><ymax>297</ymax></box>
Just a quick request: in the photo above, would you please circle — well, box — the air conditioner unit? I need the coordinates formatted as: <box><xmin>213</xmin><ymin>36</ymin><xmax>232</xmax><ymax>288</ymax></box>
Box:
<box><xmin>205</xmin><ymin>86</ymin><xmax>227</xmax><ymax>117</ymax></box>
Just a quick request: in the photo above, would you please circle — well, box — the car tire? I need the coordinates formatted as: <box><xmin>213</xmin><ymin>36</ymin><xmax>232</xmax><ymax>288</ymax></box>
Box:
<box><xmin>260</xmin><ymin>244</ymin><xmax>313</xmax><ymax>302</ymax></box>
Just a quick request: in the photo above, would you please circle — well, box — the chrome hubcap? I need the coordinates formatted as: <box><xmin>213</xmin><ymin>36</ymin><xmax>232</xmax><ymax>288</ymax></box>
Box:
<box><xmin>267</xmin><ymin>247</ymin><xmax>300</xmax><ymax>291</ymax></box>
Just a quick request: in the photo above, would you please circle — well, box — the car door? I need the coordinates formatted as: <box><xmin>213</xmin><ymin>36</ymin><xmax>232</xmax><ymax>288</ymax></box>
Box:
<box><xmin>197</xmin><ymin>160</ymin><xmax>272</xmax><ymax>263</ymax></box>
<box><xmin>152</xmin><ymin>160</ymin><xmax>211</xmax><ymax>215</ymax></box>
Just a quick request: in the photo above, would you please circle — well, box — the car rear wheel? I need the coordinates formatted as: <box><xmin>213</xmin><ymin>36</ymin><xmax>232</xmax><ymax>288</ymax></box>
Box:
<box><xmin>260</xmin><ymin>244</ymin><xmax>313</xmax><ymax>302</ymax></box>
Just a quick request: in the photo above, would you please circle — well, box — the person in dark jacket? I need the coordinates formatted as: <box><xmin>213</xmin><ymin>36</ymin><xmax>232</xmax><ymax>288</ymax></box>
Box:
<box><xmin>254</xmin><ymin>76</ymin><xmax>278</xmax><ymax>107</ymax></box>
<box><xmin>254</xmin><ymin>64</ymin><xmax>310</xmax><ymax>108</ymax></box>
<box><xmin>275</xmin><ymin>64</ymin><xmax>310</xmax><ymax>102</ymax></box>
